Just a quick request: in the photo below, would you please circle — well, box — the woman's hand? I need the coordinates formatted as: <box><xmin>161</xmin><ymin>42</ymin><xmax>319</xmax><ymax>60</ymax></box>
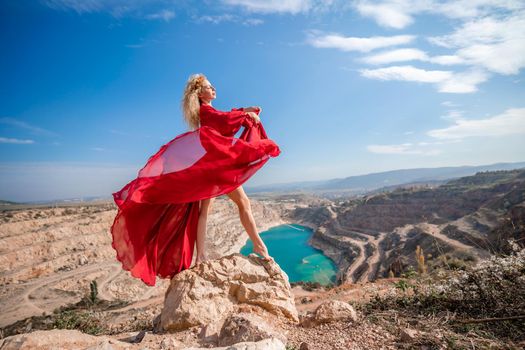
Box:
<box><xmin>244</xmin><ymin>106</ymin><xmax>262</xmax><ymax>114</ymax></box>
<box><xmin>247</xmin><ymin>111</ymin><xmax>260</xmax><ymax>124</ymax></box>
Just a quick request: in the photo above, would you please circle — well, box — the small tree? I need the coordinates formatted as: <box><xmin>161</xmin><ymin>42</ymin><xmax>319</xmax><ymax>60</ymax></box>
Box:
<box><xmin>89</xmin><ymin>280</ymin><xmax>98</xmax><ymax>304</ymax></box>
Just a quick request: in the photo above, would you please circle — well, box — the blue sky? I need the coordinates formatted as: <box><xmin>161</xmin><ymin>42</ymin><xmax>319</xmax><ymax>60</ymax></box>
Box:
<box><xmin>1</xmin><ymin>0</ymin><xmax>524</xmax><ymax>202</ymax></box>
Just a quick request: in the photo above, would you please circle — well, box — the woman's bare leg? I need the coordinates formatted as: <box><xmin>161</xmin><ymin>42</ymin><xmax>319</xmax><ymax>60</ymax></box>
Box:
<box><xmin>226</xmin><ymin>186</ymin><xmax>273</xmax><ymax>261</ymax></box>
<box><xmin>195</xmin><ymin>197</ymin><xmax>215</xmax><ymax>264</ymax></box>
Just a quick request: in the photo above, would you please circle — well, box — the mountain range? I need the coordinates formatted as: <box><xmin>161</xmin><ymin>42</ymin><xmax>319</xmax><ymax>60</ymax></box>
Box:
<box><xmin>246</xmin><ymin>161</ymin><xmax>525</xmax><ymax>196</ymax></box>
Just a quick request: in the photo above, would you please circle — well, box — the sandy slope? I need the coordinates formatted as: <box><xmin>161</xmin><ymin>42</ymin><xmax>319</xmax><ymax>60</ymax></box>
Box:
<box><xmin>0</xmin><ymin>198</ymin><xmax>289</xmax><ymax>328</ymax></box>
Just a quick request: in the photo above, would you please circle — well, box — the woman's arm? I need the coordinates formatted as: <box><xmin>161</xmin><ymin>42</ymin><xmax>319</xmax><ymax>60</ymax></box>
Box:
<box><xmin>232</xmin><ymin>107</ymin><xmax>261</xmax><ymax>123</ymax></box>
<box><xmin>201</xmin><ymin>105</ymin><xmax>259</xmax><ymax>136</ymax></box>
<box><xmin>225</xmin><ymin>107</ymin><xmax>260</xmax><ymax>124</ymax></box>
<box><xmin>241</xmin><ymin>106</ymin><xmax>262</xmax><ymax>113</ymax></box>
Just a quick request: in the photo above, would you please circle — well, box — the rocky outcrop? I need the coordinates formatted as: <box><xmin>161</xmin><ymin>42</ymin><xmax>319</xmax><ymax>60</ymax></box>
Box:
<box><xmin>159</xmin><ymin>253</ymin><xmax>299</xmax><ymax>334</ymax></box>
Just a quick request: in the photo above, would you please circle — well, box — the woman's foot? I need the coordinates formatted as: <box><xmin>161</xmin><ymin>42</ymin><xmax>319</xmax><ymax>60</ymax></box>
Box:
<box><xmin>253</xmin><ymin>244</ymin><xmax>274</xmax><ymax>262</ymax></box>
<box><xmin>195</xmin><ymin>253</ymin><xmax>209</xmax><ymax>265</ymax></box>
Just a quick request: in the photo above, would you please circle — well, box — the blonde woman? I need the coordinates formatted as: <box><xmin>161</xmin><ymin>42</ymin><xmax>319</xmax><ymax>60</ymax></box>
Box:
<box><xmin>182</xmin><ymin>74</ymin><xmax>274</xmax><ymax>264</ymax></box>
<box><xmin>111</xmin><ymin>73</ymin><xmax>280</xmax><ymax>286</ymax></box>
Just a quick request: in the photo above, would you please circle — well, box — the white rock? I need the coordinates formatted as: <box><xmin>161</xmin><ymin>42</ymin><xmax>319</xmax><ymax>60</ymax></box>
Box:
<box><xmin>160</xmin><ymin>253</ymin><xmax>299</xmax><ymax>332</ymax></box>
<box><xmin>302</xmin><ymin>300</ymin><xmax>358</xmax><ymax>327</ymax></box>
<box><xmin>218</xmin><ymin>312</ymin><xmax>286</xmax><ymax>346</ymax></box>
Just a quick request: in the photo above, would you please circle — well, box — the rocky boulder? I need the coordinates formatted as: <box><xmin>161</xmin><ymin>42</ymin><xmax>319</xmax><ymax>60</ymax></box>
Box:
<box><xmin>300</xmin><ymin>300</ymin><xmax>358</xmax><ymax>327</ymax></box>
<box><xmin>159</xmin><ymin>253</ymin><xmax>299</xmax><ymax>332</ymax></box>
<box><xmin>218</xmin><ymin>312</ymin><xmax>286</xmax><ymax>346</ymax></box>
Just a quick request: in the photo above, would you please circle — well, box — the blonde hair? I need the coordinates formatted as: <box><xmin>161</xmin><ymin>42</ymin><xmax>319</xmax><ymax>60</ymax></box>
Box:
<box><xmin>181</xmin><ymin>73</ymin><xmax>207</xmax><ymax>130</ymax></box>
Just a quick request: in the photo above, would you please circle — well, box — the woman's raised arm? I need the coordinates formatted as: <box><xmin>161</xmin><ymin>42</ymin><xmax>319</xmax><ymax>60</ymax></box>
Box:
<box><xmin>201</xmin><ymin>105</ymin><xmax>258</xmax><ymax>136</ymax></box>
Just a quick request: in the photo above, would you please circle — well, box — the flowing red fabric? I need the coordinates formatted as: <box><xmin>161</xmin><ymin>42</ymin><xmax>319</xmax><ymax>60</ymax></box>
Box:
<box><xmin>110</xmin><ymin>104</ymin><xmax>280</xmax><ymax>286</ymax></box>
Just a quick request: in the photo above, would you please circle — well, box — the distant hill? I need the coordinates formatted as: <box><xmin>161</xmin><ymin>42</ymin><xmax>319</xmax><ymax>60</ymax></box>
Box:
<box><xmin>0</xmin><ymin>196</ymin><xmax>113</xmax><ymax>209</ymax></box>
<box><xmin>0</xmin><ymin>200</ymin><xmax>20</xmax><ymax>206</ymax></box>
<box><xmin>246</xmin><ymin>161</ymin><xmax>525</xmax><ymax>196</ymax></box>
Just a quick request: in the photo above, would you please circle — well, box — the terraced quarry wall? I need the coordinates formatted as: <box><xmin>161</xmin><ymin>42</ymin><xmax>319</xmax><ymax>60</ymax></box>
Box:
<box><xmin>288</xmin><ymin>170</ymin><xmax>525</xmax><ymax>284</ymax></box>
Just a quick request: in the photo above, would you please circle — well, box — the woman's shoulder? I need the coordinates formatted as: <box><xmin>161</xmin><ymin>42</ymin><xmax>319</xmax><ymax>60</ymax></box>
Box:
<box><xmin>200</xmin><ymin>103</ymin><xmax>217</xmax><ymax>115</ymax></box>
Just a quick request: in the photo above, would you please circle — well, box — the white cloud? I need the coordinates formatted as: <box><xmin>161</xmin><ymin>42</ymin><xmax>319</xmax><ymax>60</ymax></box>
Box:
<box><xmin>307</xmin><ymin>32</ymin><xmax>415</xmax><ymax>52</ymax></box>
<box><xmin>243</xmin><ymin>18</ymin><xmax>264</xmax><ymax>26</ymax></box>
<box><xmin>441</xmin><ymin>101</ymin><xmax>459</xmax><ymax>107</ymax></box>
<box><xmin>428</xmin><ymin>12</ymin><xmax>525</xmax><ymax>75</ymax></box>
<box><xmin>361</xmin><ymin>48</ymin><xmax>469</xmax><ymax>66</ymax></box>
<box><xmin>351</xmin><ymin>2</ymin><xmax>524</xmax><ymax>91</ymax></box>
<box><xmin>428</xmin><ymin>108</ymin><xmax>525</xmax><ymax>139</ymax></box>
<box><xmin>355</xmin><ymin>2</ymin><xmax>416</xmax><ymax>29</ymax></box>
<box><xmin>144</xmin><ymin>9</ymin><xmax>175</xmax><ymax>22</ymax></box>
<box><xmin>437</xmin><ymin>1</ymin><xmax>524</xmax><ymax>19</ymax></box>
<box><xmin>0</xmin><ymin>117</ymin><xmax>57</xmax><ymax>137</ymax></box>
<box><xmin>456</xmin><ymin>42</ymin><xmax>524</xmax><ymax>75</ymax></box>
<box><xmin>195</xmin><ymin>14</ymin><xmax>264</xmax><ymax>26</ymax></box>
<box><xmin>367</xmin><ymin>143</ymin><xmax>441</xmax><ymax>155</ymax></box>
<box><xmin>45</xmin><ymin>0</ymin><xmax>335</xmax><ymax>16</ymax></box>
<box><xmin>197</xmin><ymin>14</ymin><xmax>235</xmax><ymax>24</ymax></box>
<box><xmin>43</xmin><ymin>0</ymin><xmax>106</xmax><ymax>14</ymax></box>
<box><xmin>440</xmin><ymin>110</ymin><xmax>464</xmax><ymax>120</ymax></box>
<box><xmin>43</xmin><ymin>0</ymin><xmax>176</xmax><ymax>21</ymax></box>
<box><xmin>428</xmin><ymin>55</ymin><xmax>466</xmax><ymax>65</ymax></box>
<box><xmin>221</xmin><ymin>0</ymin><xmax>312</xmax><ymax>14</ymax></box>
<box><xmin>0</xmin><ymin>137</ymin><xmax>35</xmax><ymax>144</ymax></box>
<box><xmin>354</xmin><ymin>0</ymin><xmax>525</xmax><ymax>29</ymax></box>
<box><xmin>360</xmin><ymin>65</ymin><xmax>452</xmax><ymax>83</ymax></box>
<box><xmin>359</xmin><ymin>65</ymin><xmax>488</xmax><ymax>93</ymax></box>
<box><xmin>437</xmin><ymin>68</ymin><xmax>489</xmax><ymax>93</ymax></box>
<box><xmin>416</xmin><ymin>140</ymin><xmax>460</xmax><ymax>146</ymax></box>
<box><xmin>361</xmin><ymin>48</ymin><xmax>428</xmax><ymax>64</ymax></box>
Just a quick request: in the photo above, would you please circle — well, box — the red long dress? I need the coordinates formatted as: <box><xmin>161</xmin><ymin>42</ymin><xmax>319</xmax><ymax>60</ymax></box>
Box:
<box><xmin>110</xmin><ymin>104</ymin><xmax>280</xmax><ymax>286</ymax></box>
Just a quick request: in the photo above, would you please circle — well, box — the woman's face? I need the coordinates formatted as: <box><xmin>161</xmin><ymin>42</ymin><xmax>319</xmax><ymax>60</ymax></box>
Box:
<box><xmin>198</xmin><ymin>79</ymin><xmax>216</xmax><ymax>102</ymax></box>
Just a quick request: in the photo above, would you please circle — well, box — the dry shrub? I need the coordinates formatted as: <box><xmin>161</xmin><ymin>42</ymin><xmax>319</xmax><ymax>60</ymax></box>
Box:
<box><xmin>364</xmin><ymin>240</ymin><xmax>525</xmax><ymax>343</ymax></box>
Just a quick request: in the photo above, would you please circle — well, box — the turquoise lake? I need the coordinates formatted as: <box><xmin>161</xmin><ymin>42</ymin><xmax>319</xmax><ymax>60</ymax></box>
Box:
<box><xmin>240</xmin><ymin>224</ymin><xmax>337</xmax><ymax>285</ymax></box>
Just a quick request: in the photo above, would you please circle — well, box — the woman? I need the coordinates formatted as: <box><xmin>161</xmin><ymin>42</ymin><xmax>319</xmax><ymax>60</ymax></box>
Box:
<box><xmin>185</xmin><ymin>75</ymin><xmax>274</xmax><ymax>265</ymax></box>
<box><xmin>110</xmin><ymin>73</ymin><xmax>280</xmax><ymax>286</ymax></box>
